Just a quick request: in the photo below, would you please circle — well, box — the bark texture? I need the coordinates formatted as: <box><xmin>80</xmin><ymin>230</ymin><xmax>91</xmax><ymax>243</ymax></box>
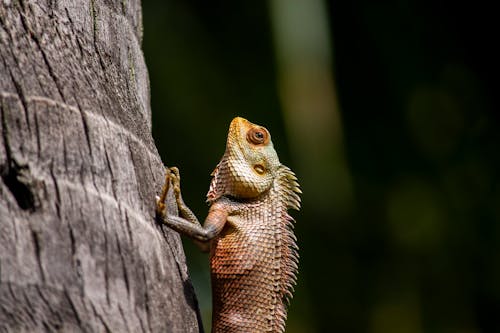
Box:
<box><xmin>0</xmin><ymin>1</ymin><xmax>202</xmax><ymax>332</ymax></box>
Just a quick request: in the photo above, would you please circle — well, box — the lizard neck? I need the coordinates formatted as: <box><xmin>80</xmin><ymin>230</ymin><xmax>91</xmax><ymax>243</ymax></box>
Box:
<box><xmin>207</xmin><ymin>154</ymin><xmax>276</xmax><ymax>203</ymax></box>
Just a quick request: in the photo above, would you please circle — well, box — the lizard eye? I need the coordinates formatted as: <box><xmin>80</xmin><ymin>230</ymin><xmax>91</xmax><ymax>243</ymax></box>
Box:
<box><xmin>247</xmin><ymin>127</ymin><xmax>269</xmax><ymax>145</ymax></box>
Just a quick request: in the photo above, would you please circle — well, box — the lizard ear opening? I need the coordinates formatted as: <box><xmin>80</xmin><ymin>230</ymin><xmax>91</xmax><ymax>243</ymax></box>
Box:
<box><xmin>253</xmin><ymin>164</ymin><xmax>265</xmax><ymax>175</ymax></box>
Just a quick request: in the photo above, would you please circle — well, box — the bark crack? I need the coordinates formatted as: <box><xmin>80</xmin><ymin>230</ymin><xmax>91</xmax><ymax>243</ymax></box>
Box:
<box><xmin>7</xmin><ymin>66</ymin><xmax>31</xmax><ymax>134</ymax></box>
<box><xmin>36</xmin><ymin>285</ymin><xmax>64</xmax><ymax>329</ymax></box>
<box><xmin>141</xmin><ymin>265</ymin><xmax>152</xmax><ymax>332</ymax></box>
<box><xmin>0</xmin><ymin>91</ymin><xmax>13</xmax><ymax>165</ymax></box>
<box><xmin>62</xmin><ymin>135</ymin><xmax>69</xmax><ymax>174</ymax></box>
<box><xmin>118</xmin><ymin>305</ymin><xmax>131</xmax><ymax>333</ymax></box>
<box><xmin>68</xmin><ymin>222</ymin><xmax>76</xmax><ymax>258</ymax></box>
<box><xmin>98</xmin><ymin>197</ymin><xmax>111</xmax><ymax>307</ymax></box>
<box><xmin>32</xmin><ymin>104</ymin><xmax>41</xmax><ymax>160</ymax></box>
<box><xmin>22</xmin><ymin>289</ymin><xmax>38</xmax><ymax>326</ymax></box>
<box><xmin>18</xmin><ymin>4</ymin><xmax>66</xmax><ymax>103</ymax></box>
<box><xmin>63</xmin><ymin>288</ymin><xmax>83</xmax><ymax>329</ymax></box>
<box><xmin>115</xmin><ymin>228</ymin><xmax>130</xmax><ymax>296</ymax></box>
<box><xmin>64</xmin><ymin>8</ymin><xmax>84</xmax><ymax>57</ymax></box>
<box><xmin>103</xmin><ymin>143</ymin><xmax>118</xmax><ymax>199</ymax></box>
<box><xmin>90</xmin><ymin>301</ymin><xmax>112</xmax><ymax>333</ymax></box>
<box><xmin>31</xmin><ymin>230</ymin><xmax>46</xmax><ymax>282</ymax></box>
<box><xmin>0</xmin><ymin>20</ymin><xmax>31</xmax><ymax>134</ymax></box>
<box><xmin>74</xmin><ymin>97</ymin><xmax>95</xmax><ymax>159</ymax></box>
<box><xmin>49</xmin><ymin>162</ymin><xmax>61</xmax><ymax>219</ymax></box>
<box><xmin>123</xmin><ymin>207</ymin><xmax>135</xmax><ymax>246</ymax></box>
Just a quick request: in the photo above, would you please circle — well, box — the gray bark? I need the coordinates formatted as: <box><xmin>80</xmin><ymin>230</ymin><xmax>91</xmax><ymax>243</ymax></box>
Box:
<box><xmin>0</xmin><ymin>1</ymin><xmax>202</xmax><ymax>332</ymax></box>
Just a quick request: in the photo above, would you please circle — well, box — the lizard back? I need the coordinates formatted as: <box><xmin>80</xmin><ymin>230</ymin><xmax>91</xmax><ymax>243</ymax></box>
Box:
<box><xmin>209</xmin><ymin>165</ymin><xmax>300</xmax><ymax>333</ymax></box>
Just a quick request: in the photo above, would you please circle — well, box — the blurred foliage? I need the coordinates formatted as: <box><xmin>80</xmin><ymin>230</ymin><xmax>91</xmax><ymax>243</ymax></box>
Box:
<box><xmin>143</xmin><ymin>0</ymin><xmax>499</xmax><ymax>332</ymax></box>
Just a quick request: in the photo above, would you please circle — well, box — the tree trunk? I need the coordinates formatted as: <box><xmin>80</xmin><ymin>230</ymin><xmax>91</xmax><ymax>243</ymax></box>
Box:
<box><xmin>0</xmin><ymin>1</ymin><xmax>202</xmax><ymax>332</ymax></box>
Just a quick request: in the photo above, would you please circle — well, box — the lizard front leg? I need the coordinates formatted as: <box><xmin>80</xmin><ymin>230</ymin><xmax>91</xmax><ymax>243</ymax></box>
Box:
<box><xmin>156</xmin><ymin>167</ymin><xmax>227</xmax><ymax>243</ymax></box>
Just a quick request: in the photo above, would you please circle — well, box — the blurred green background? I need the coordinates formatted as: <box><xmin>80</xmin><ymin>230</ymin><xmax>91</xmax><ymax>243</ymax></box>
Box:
<box><xmin>143</xmin><ymin>1</ymin><xmax>499</xmax><ymax>332</ymax></box>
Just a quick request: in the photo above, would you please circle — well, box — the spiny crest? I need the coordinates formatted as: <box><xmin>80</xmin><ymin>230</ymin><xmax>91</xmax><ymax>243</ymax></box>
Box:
<box><xmin>207</xmin><ymin>162</ymin><xmax>223</xmax><ymax>203</ymax></box>
<box><xmin>274</xmin><ymin>165</ymin><xmax>301</xmax><ymax>332</ymax></box>
<box><xmin>278</xmin><ymin>165</ymin><xmax>302</xmax><ymax>211</ymax></box>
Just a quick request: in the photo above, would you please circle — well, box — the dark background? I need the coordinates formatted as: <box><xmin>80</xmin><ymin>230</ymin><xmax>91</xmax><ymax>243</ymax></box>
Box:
<box><xmin>143</xmin><ymin>1</ymin><xmax>499</xmax><ymax>332</ymax></box>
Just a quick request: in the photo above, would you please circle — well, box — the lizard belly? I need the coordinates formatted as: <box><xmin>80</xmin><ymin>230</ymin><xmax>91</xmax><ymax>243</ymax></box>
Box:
<box><xmin>210</xmin><ymin>219</ymin><xmax>280</xmax><ymax>333</ymax></box>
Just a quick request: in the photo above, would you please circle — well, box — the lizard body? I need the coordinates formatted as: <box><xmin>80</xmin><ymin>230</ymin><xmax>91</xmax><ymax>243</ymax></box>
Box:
<box><xmin>156</xmin><ymin>117</ymin><xmax>301</xmax><ymax>333</ymax></box>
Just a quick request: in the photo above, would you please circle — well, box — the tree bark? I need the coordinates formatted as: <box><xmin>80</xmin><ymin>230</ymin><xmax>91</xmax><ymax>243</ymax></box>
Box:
<box><xmin>0</xmin><ymin>1</ymin><xmax>202</xmax><ymax>332</ymax></box>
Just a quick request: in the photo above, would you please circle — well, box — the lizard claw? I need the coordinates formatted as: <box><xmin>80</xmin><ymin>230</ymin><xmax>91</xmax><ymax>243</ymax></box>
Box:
<box><xmin>168</xmin><ymin>167</ymin><xmax>182</xmax><ymax>197</ymax></box>
<box><xmin>156</xmin><ymin>196</ymin><xmax>166</xmax><ymax>218</ymax></box>
<box><xmin>156</xmin><ymin>167</ymin><xmax>175</xmax><ymax>217</ymax></box>
<box><xmin>169</xmin><ymin>166</ymin><xmax>180</xmax><ymax>179</ymax></box>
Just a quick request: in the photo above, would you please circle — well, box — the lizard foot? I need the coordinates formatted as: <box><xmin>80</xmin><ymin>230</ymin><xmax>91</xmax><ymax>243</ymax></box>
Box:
<box><xmin>156</xmin><ymin>166</ymin><xmax>201</xmax><ymax>229</ymax></box>
<box><xmin>168</xmin><ymin>167</ymin><xmax>188</xmax><ymax>211</ymax></box>
<box><xmin>156</xmin><ymin>167</ymin><xmax>175</xmax><ymax>218</ymax></box>
<box><xmin>156</xmin><ymin>166</ymin><xmax>183</xmax><ymax>218</ymax></box>
<box><xmin>168</xmin><ymin>166</ymin><xmax>182</xmax><ymax>197</ymax></box>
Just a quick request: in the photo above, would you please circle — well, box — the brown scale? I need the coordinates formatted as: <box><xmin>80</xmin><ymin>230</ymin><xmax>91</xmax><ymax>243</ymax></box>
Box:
<box><xmin>210</xmin><ymin>167</ymin><xmax>299</xmax><ymax>333</ymax></box>
<box><xmin>157</xmin><ymin>117</ymin><xmax>301</xmax><ymax>333</ymax></box>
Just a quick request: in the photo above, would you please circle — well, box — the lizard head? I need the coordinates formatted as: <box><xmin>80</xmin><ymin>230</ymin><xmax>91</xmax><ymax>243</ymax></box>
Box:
<box><xmin>207</xmin><ymin>117</ymin><xmax>281</xmax><ymax>202</ymax></box>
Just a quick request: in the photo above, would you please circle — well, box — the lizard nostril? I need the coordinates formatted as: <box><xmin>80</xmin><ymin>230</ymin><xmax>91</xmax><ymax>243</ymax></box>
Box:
<box><xmin>254</xmin><ymin>164</ymin><xmax>265</xmax><ymax>174</ymax></box>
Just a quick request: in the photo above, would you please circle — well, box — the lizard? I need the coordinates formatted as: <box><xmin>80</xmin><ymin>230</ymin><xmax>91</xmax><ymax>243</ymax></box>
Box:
<box><xmin>156</xmin><ymin>117</ymin><xmax>301</xmax><ymax>333</ymax></box>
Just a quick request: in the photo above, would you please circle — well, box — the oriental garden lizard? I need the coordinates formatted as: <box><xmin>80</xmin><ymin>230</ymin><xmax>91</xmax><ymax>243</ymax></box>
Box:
<box><xmin>156</xmin><ymin>117</ymin><xmax>301</xmax><ymax>333</ymax></box>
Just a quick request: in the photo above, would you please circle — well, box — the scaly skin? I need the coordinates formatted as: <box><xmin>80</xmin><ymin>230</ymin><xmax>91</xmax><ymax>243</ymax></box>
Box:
<box><xmin>156</xmin><ymin>117</ymin><xmax>301</xmax><ymax>333</ymax></box>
